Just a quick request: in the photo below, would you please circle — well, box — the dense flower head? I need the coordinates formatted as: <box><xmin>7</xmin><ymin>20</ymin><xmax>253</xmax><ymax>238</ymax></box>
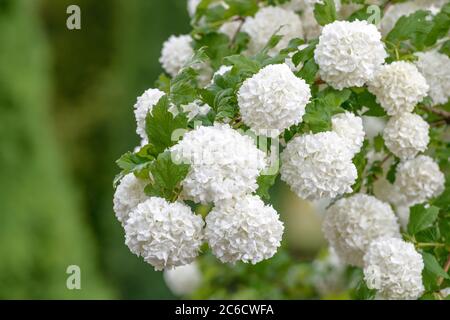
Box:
<box><xmin>415</xmin><ymin>50</ymin><xmax>450</xmax><ymax>105</ymax></box>
<box><xmin>205</xmin><ymin>195</ymin><xmax>284</xmax><ymax>264</ymax></box>
<box><xmin>113</xmin><ymin>173</ymin><xmax>148</xmax><ymax>225</ymax></box>
<box><xmin>280</xmin><ymin>131</ymin><xmax>357</xmax><ymax>200</ymax></box>
<box><xmin>383</xmin><ymin>113</ymin><xmax>429</xmax><ymax>160</ymax></box>
<box><xmin>160</xmin><ymin>34</ymin><xmax>194</xmax><ymax>77</ymax></box>
<box><xmin>163</xmin><ymin>261</ymin><xmax>202</xmax><ymax>296</ymax></box>
<box><xmin>237</xmin><ymin>64</ymin><xmax>311</xmax><ymax>137</ymax></box>
<box><xmin>368</xmin><ymin>61</ymin><xmax>429</xmax><ymax>116</ymax></box>
<box><xmin>364</xmin><ymin>237</ymin><xmax>425</xmax><ymax>300</ymax></box>
<box><xmin>314</xmin><ymin>20</ymin><xmax>387</xmax><ymax>90</ymax></box>
<box><xmin>170</xmin><ymin>124</ymin><xmax>267</xmax><ymax>204</ymax></box>
<box><xmin>331</xmin><ymin>112</ymin><xmax>365</xmax><ymax>155</ymax></box>
<box><xmin>242</xmin><ymin>6</ymin><xmax>304</xmax><ymax>56</ymax></box>
<box><xmin>323</xmin><ymin>194</ymin><xmax>401</xmax><ymax>267</ymax></box>
<box><xmin>124</xmin><ymin>197</ymin><xmax>204</xmax><ymax>271</ymax></box>
<box><xmin>134</xmin><ymin>88</ymin><xmax>165</xmax><ymax>140</ymax></box>
<box><xmin>394</xmin><ymin>155</ymin><xmax>445</xmax><ymax>206</ymax></box>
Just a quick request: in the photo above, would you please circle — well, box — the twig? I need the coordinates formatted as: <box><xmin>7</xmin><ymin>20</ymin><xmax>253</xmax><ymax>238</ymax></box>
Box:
<box><xmin>229</xmin><ymin>17</ymin><xmax>245</xmax><ymax>48</ymax></box>
<box><xmin>419</xmin><ymin>105</ymin><xmax>450</xmax><ymax>123</ymax></box>
<box><xmin>437</xmin><ymin>254</ymin><xmax>450</xmax><ymax>286</ymax></box>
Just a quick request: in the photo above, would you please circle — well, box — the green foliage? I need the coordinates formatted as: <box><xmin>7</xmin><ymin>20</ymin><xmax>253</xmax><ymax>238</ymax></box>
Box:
<box><xmin>408</xmin><ymin>205</ymin><xmax>440</xmax><ymax>235</ymax></box>
<box><xmin>144</xmin><ymin>152</ymin><xmax>190</xmax><ymax>202</ymax></box>
<box><xmin>314</xmin><ymin>0</ymin><xmax>337</xmax><ymax>26</ymax></box>
<box><xmin>145</xmin><ymin>95</ymin><xmax>189</xmax><ymax>154</ymax></box>
<box><xmin>256</xmin><ymin>174</ymin><xmax>278</xmax><ymax>201</ymax></box>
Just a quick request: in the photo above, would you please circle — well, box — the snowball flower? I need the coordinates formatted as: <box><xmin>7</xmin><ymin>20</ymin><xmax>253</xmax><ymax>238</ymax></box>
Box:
<box><xmin>383</xmin><ymin>113</ymin><xmax>429</xmax><ymax>160</ymax></box>
<box><xmin>364</xmin><ymin>237</ymin><xmax>424</xmax><ymax>300</ymax></box>
<box><xmin>170</xmin><ymin>124</ymin><xmax>266</xmax><ymax>204</ymax></box>
<box><xmin>205</xmin><ymin>195</ymin><xmax>284</xmax><ymax>264</ymax></box>
<box><xmin>242</xmin><ymin>7</ymin><xmax>304</xmax><ymax>56</ymax></box>
<box><xmin>368</xmin><ymin>61</ymin><xmax>429</xmax><ymax>116</ymax></box>
<box><xmin>134</xmin><ymin>88</ymin><xmax>165</xmax><ymax>140</ymax></box>
<box><xmin>314</xmin><ymin>20</ymin><xmax>387</xmax><ymax>90</ymax></box>
<box><xmin>331</xmin><ymin>112</ymin><xmax>365</xmax><ymax>155</ymax></box>
<box><xmin>415</xmin><ymin>51</ymin><xmax>450</xmax><ymax>105</ymax></box>
<box><xmin>113</xmin><ymin>173</ymin><xmax>148</xmax><ymax>225</ymax></box>
<box><xmin>163</xmin><ymin>262</ymin><xmax>202</xmax><ymax>296</ymax></box>
<box><xmin>160</xmin><ymin>35</ymin><xmax>194</xmax><ymax>77</ymax></box>
<box><xmin>125</xmin><ymin>197</ymin><xmax>204</xmax><ymax>271</ymax></box>
<box><xmin>323</xmin><ymin>194</ymin><xmax>401</xmax><ymax>267</ymax></box>
<box><xmin>187</xmin><ymin>0</ymin><xmax>202</xmax><ymax>17</ymax></box>
<box><xmin>280</xmin><ymin>131</ymin><xmax>357</xmax><ymax>201</ymax></box>
<box><xmin>237</xmin><ymin>64</ymin><xmax>311</xmax><ymax>137</ymax></box>
<box><xmin>394</xmin><ymin>155</ymin><xmax>445</xmax><ymax>206</ymax></box>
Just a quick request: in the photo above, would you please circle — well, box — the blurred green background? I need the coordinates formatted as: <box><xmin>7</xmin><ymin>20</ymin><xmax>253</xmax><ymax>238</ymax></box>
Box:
<box><xmin>0</xmin><ymin>0</ymin><xmax>194</xmax><ymax>299</ymax></box>
<box><xmin>0</xmin><ymin>0</ymin><xmax>330</xmax><ymax>299</ymax></box>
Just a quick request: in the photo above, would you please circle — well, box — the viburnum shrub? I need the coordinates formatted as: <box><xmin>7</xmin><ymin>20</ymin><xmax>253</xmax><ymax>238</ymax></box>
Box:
<box><xmin>113</xmin><ymin>0</ymin><xmax>450</xmax><ymax>300</ymax></box>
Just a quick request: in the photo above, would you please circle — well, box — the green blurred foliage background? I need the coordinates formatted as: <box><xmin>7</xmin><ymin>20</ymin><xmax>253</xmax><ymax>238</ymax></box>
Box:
<box><xmin>0</xmin><ymin>0</ymin><xmax>192</xmax><ymax>299</ymax></box>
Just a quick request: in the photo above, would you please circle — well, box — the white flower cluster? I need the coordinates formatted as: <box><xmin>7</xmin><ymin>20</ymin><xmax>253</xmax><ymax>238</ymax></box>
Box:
<box><xmin>113</xmin><ymin>173</ymin><xmax>148</xmax><ymax>225</ymax></box>
<box><xmin>314</xmin><ymin>20</ymin><xmax>387</xmax><ymax>90</ymax></box>
<box><xmin>323</xmin><ymin>194</ymin><xmax>401</xmax><ymax>267</ymax></box>
<box><xmin>364</xmin><ymin>237</ymin><xmax>425</xmax><ymax>300</ymax></box>
<box><xmin>242</xmin><ymin>6</ymin><xmax>304</xmax><ymax>56</ymax></box>
<box><xmin>394</xmin><ymin>155</ymin><xmax>445</xmax><ymax>207</ymax></box>
<box><xmin>368</xmin><ymin>61</ymin><xmax>429</xmax><ymax>116</ymax></box>
<box><xmin>205</xmin><ymin>195</ymin><xmax>284</xmax><ymax>264</ymax></box>
<box><xmin>134</xmin><ymin>88</ymin><xmax>165</xmax><ymax>141</ymax></box>
<box><xmin>281</xmin><ymin>131</ymin><xmax>357</xmax><ymax>201</ymax></box>
<box><xmin>383</xmin><ymin>113</ymin><xmax>429</xmax><ymax>160</ymax></box>
<box><xmin>125</xmin><ymin>197</ymin><xmax>204</xmax><ymax>271</ymax></box>
<box><xmin>171</xmin><ymin>123</ymin><xmax>267</xmax><ymax>204</ymax></box>
<box><xmin>237</xmin><ymin>64</ymin><xmax>311</xmax><ymax>137</ymax></box>
<box><xmin>331</xmin><ymin>112</ymin><xmax>365</xmax><ymax>155</ymax></box>
<box><xmin>160</xmin><ymin>34</ymin><xmax>194</xmax><ymax>77</ymax></box>
<box><xmin>415</xmin><ymin>51</ymin><xmax>450</xmax><ymax>105</ymax></box>
<box><xmin>163</xmin><ymin>261</ymin><xmax>202</xmax><ymax>296</ymax></box>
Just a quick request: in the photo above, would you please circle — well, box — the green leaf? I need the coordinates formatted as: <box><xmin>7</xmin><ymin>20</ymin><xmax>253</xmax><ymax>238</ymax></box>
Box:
<box><xmin>317</xmin><ymin>87</ymin><xmax>352</xmax><ymax>108</ymax></box>
<box><xmin>296</xmin><ymin>59</ymin><xmax>319</xmax><ymax>84</ymax></box>
<box><xmin>155</xmin><ymin>73</ymin><xmax>171</xmax><ymax>93</ymax></box>
<box><xmin>224</xmin><ymin>54</ymin><xmax>260</xmax><ymax>75</ymax></box>
<box><xmin>352</xmin><ymin>140</ymin><xmax>369</xmax><ymax>193</ymax></box>
<box><xmin>422</xmin><ymin>251</ymin><xmax>450</xmax><ymax>280</ymax></box>
<box><xmin>440</xmin><ymin>40</ymin><xmax>450</xmax><ymax>57</ymax></box>
<box><xmin>314</xmin><ymin>0</ymin><xmax>337</xmax><ymax>26</ymax></box>
<box><xmin>356</xmin><ymin>90</ymin><xmax>386</xmax><ymax>117</ymax></box>
<box><xmin>408</xmin><ymin>205</ymin><xmax>440</xmax><ymax>235</ymax></box>
<box><xmin>351</xmin><ymin>279</ymin><xmax>376</xmax><ymax>300</ymax></box>
<box><xmin>292</xmin><ymin>40</ymin><xmax>318</xmax><ymax>67</ymax></box>
<box><xmin>255</xmin><ymin>174</ymin><xmax>277</xmax><ymax>201</ymax></box>
<box><xmin>145</xmin><ymin>95</ymin><xmax>188</xmax><ymax>154</ymax></box>
<box><xmin>386</xmin><ymin>157</ymin><xmax>399</xmax><ymax>184</ymax></box>
<box><xmin>373</xmin><ymin>134</ymin><xmax>385</xmax><ymax>153</ymax></box>
<box><xmin>144</xmin><ymin>152</ymin><xmax>190</xmax><ymax>202</ymax></box>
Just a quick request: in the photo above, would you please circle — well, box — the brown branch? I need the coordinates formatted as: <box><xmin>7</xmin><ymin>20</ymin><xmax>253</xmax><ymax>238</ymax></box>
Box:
<box><xmin>437</xmin><ymin>254</ymin><xmax>450</xmax><ymax>286</ymax></box>
<box><xmin>229</xmin><ymin>17</ymin><xmax>245</xmax><ymax>48</ymax></box>
<box><xmin>419</xmin><ymin>105</ymin><xmax>450</xmax><ymax>124</ymax></box>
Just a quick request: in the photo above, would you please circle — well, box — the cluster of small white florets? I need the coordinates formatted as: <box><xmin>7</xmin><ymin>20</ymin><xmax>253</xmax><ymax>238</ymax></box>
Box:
<box><xmin>331</xmin><ymin>112</ymin><xmax>365</xmax><ymax>155</ymax></box>
<box><xmin>171</xmin><ymin>123</ymin><xmax>267</xmax><ymax>204</ymax></box>
<box><xmin>364</xmin><ymin>237</ymin><xmax>425</xmax><ymax>300</ymax></box>
<box><xmin>125</xmin><ymin>197</ymin><xmax>205</xmax><ymax>271</ymax></box>
<box><xmin>205</xmin><ymin>195</ymin><xmax>284</xmax><ymax>264</ymax></box>
<box><xmin>242</xmin><ymin>6</ymin><xmax>304</xmax><ymax>56</ymax></box>
<box><xmin>368</xmin><ymin>61</ymin><xmax>429</xmax><ymax>116</ymax></box>
<box><xmin>415</xmin><ymin>50</ymin><xmax>450</xmax><ymax>105</ymax></box>
<box><xmin>113</xmin><ymin>173</ymin><xmax>148</xmax><ymax>225</ymax></box>
<box><xmin>314</xmin><ymin>20</ymin><xmax>387</xmax><ymax>90</ymax></box>
<box><xmin>237</xmin><ymin>64</ymin><xmax>311</xmax><ymax>137</ymax></box>
<box><xmin>323</xmin><ymin>194</ymin><xmax>401</xmax><ymax>267</ymax></box>
<box><xmin>134</xmin><ymin>88</ymin><xmax>165</xmax><ymax>141</ymax></box>
<box><xmin>281</xmin><ymin>131</ymin><xmax>357</xmax><ymax>201</ymax></box>
<box><xmin>394</xmin><ymin>155</ymin><xmax>445</xmax><ymax>207</ymax></box>
<box><xmin>163</xmin><ymin>261</ymin><xmax>203</xmax><ymax>296</ymax></box>
<box><xmin>383</xmin><ymin>113</ymin><xmax>429</xmax><ymax>160</ymax></box>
